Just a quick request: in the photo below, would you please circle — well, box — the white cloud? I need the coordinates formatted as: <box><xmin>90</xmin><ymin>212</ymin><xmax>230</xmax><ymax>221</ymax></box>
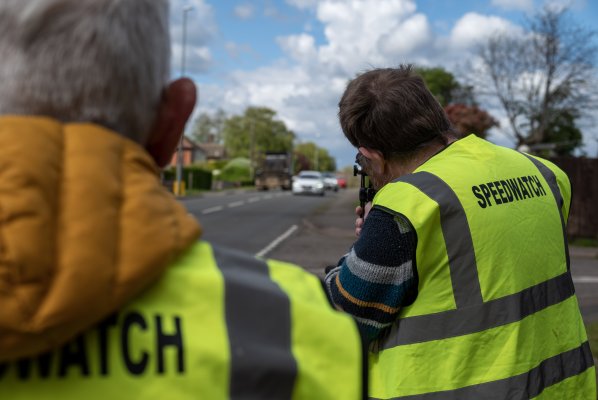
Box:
<box><xmin>450</xmin><ymin>12</ymin><xmax>523</xmax><ymax>49</ymax></box>
<box><xmin>379</xmin><ymin>13</ymin><xmax>433</xmax><ymax>56</ymax></box>
<box><xmin>315</xmin><ymin>0</ymin><xmax>424</xmax><ymax>74</ymax></box>
<box><xmin>277</xmin><ymin>33</ymin><xmax>317</xmax><ymax>63</ymax></box>
<box><xmin>491</xmin><ymin>0</ymin><xmax>534</xmax><ymax>11</ymax></box>
<box><xmin>233</xmin><ymin>4</ymin><xmax>254</xmax><ymax>20</ymax></box>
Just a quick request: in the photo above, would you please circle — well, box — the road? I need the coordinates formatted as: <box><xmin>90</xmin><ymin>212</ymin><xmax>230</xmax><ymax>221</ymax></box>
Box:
<box><xmin>179</xmin><ymin>188</ymin><xmax>598</xmax><ymax>324</ymax></box>
<box><xmin>571</xmin><ymin>255</ymin><xmax>598</xmax><ymax>324</ymax></box>
<box><xmin>179</xmin><ymin>189</ymin><xmax>338</xmax><ymax>256</ymax></box>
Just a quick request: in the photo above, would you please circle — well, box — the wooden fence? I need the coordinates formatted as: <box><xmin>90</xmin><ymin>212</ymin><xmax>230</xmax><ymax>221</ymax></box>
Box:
<box><xmin>550</xmin><ymin>157</ymin><xmax>598</xmax><ymax>239</ymax></box>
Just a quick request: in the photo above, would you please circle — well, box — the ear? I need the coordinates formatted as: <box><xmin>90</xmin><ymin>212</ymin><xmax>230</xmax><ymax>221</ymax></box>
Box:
<box><xmin>358</xmin><ymin>146</ymin><xmax>385</xmax><ymax>172</ymax></box>
<box><xmin>145</xmin><ymin>78</ymin><xmax>197</xmax><ymax>168</ymax></box>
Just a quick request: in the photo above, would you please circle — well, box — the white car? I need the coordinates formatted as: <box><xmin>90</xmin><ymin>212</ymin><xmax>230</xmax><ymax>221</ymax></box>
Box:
<box><xmin>292</xmin><ymin>171</ymin><xmax>325</xmax><ymax>196</ymax></box>
<box><xmin>321</xmin><ymin>172</ymin><xmax>339</xmax><ymax>192</ymax></box>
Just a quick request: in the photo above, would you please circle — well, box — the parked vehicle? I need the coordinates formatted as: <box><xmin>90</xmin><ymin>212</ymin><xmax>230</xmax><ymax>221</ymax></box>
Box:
<box><xmin>292</xmin><ymin>170</ymin><xmax>325</xmax><ymax>196</ymax></box>
<box><xmin>336</xmin><ymin>175</ymin><xmax>347</xmax><ymax>189</ymax></box>
<box><xmin>254</xmin><ymin>152</ymin><xmax>292</xmax><ymax>190</ymax></box>
<box><xmin>321</xmin><ymin>172</ymin><xmax>339</xmax><ymax>192</ymax></box>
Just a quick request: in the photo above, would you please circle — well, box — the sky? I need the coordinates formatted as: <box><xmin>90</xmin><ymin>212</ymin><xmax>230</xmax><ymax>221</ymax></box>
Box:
<box><xmin>168</xmin><ymin>0</ymin><xmax>598</xmax><ymax>168</ymax></box>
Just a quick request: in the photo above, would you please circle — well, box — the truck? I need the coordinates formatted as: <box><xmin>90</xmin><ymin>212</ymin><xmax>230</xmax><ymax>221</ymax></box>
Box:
<box><xmin>254</xmin><ymin>152</ymin><xmax>292</xmax><ymax>191</ymax></box>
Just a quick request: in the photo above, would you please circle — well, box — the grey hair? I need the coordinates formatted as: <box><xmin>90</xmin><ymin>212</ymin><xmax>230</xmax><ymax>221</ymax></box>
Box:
<box><xmin>0</xmin><ymin>0</ymin><xmax>170</xmax><ymax>143</ymax></box>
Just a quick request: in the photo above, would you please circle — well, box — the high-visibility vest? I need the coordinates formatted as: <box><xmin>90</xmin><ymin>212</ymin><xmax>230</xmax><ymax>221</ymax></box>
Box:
<box><xmin>368</xmin><ymin>135</ymin><xmax>595</xmax><ymax>399</ymax></box>
<box><xmin>0</xmin><ymin>241</ymin><xmax>364</xmax><ymax>399</ymax></box>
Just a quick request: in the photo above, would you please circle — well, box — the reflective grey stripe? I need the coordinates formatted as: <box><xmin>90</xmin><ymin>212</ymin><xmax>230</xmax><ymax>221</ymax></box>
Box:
<box><xmin>380</xmin><ymin>271</ymin><xmax>575</xmax><ymax>348</ymax></box>
<box><xmin>522</xmin><ymin>154</ymin><xmax>571</xmax><ymax>270</ymax></box>
<box><xmin>212</xmin><ymin>245</ymin><xmax>297</xmax><ymax>400</ymax></box>
<box><xmin>396</xmin><ymin>172</ymin><xmax>483</xmax><ymax>307</ymax></box>
<box><xmin>371</xmin><ymin>341</ymin><xmax>594</xmax><ymax>400</ymax></box>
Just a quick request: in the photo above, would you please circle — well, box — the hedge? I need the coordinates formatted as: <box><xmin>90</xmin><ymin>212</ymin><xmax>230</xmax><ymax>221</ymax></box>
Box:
<box><xmin>162</xmin><ymin>166</ymin><xmax>212</xmax><ymax>191</ymax></box>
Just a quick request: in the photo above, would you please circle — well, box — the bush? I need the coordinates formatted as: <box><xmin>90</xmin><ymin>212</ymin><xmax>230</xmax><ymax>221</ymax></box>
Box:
<box><xmin>194</xmin><ymin>159</ymin><xmax>229</xmax><ymax>172</ymax></box>
<box><xmin>219</xmin><ymin>158</ymin><xmax>252</xmax><ymax>185</ymax></box>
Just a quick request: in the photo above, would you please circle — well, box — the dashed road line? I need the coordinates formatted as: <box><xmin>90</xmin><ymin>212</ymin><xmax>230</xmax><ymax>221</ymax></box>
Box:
<box><xmin>201</xmin><ymin>192</ymin><xmax>289</xmax><ymax>214</ymax></box>
<box><xmin>202</xmin><ymin>206</ymin><xmax>223</xmax><ymax>214</ymax></box>
<box><xmin>573</xmin><ymin>276</ymin><xmax>598</xmax><ymax>284</ymax></box>
<box><xmin>255</xmin><ymin>225</ymin><xmax>298</xmax><ymax>258</ymax></box>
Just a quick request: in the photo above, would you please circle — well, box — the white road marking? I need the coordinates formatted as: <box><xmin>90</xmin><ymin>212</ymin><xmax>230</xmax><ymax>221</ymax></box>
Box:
<box><xmin>573</xmin><ymin>276</ymin><xmax>598</xmax><ymax>284</ymax></box>
<box><xmin>255</xmin><ymin>225</ymin><xmax>298</xmax><ymax>258</ymax></box>
<box><xmin>228</xmin><ymin>201</ymin><xmax>245</xmax><ymax>208</ymax></box>
<box><xmin>202</xmin><ymin>191</ymin><xmax>284</xmax><ymax>214</ymax></box>
<box><xmin>202</xmin><ymin>206</ymin><xmax>223</xmax><ymax>214</ymax></box>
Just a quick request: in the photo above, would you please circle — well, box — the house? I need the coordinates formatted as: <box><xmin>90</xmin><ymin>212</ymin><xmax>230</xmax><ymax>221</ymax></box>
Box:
<box><xmin>197</xmin><ymin>142</ymin><xmax>226</xmax><ymax>161</ymax></box>
<box><xmin>168</xmin><ymin>137</ymin><xmax>226</xmax><ymax>167</ymax></box>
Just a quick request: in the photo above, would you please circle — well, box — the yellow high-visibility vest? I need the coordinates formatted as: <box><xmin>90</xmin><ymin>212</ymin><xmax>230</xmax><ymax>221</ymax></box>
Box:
<box><xmin>0</xmin><ymin>241</ymin><xmax>364</xmax><ymax>399</ymax></box>
<box><xmin>369</xmin><ymin>135</ymin><xmax>595</xmax><ymax>399</ymax></box>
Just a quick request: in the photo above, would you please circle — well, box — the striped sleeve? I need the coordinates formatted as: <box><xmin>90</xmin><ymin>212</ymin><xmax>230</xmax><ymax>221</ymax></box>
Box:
<box><xmin>324</xmin><ymin>207</ymin><xmax>418</xmax><ymax>342</ymax></box>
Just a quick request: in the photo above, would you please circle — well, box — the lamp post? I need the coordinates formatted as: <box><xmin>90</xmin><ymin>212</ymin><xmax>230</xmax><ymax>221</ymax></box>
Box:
<box><xmin>175</xmin><ymin>5</ymin><xmax>193</xmax><ymax>196</ymax></box>
<box><xmin>314</xmin><ymin>133</ymin><xmax>321</xmax><ymax>171</ymax></box>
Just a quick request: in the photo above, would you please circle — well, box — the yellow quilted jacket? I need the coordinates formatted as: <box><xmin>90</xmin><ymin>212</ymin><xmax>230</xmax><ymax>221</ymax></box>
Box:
<box><xmin>0</xmin><ymin>116</ymin><xmax>201</xmax><ymax>361</ymax></box>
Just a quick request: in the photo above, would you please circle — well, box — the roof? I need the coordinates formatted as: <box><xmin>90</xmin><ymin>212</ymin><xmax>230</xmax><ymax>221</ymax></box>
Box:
<box><xmin>197</xmin><ymin>142</ymin><xmax>226</xmax><ymax>158</ymax></box>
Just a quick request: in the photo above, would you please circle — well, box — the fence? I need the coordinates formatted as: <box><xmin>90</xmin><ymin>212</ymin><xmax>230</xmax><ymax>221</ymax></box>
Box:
<box><xmin>550</xmin><ymin>157</ymin><xmax>598</xmax><ymax>239</ymax></box>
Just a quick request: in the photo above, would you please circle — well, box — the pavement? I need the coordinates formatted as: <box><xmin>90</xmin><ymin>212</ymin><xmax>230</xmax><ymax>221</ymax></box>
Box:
<box><xmin>570</xmin><ymin>245</ymin><xmax>598</xmax><ymax>259</ymax></box>
<box><xmin>267</xmin><ymin>188</ymin><xmax>359</xmax><ymax>277</ymax></box>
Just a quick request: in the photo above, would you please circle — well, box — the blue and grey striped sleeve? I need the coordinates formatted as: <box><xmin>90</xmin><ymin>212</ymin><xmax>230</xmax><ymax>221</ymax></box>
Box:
<box><xmin>324</xmin><ymin>207</ymin><xmax>417</xmax><ymax>342</ymax></box>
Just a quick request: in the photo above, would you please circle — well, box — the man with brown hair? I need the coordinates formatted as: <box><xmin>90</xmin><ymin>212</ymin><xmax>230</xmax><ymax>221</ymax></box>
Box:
<box><xmin>325</xmin><ymin>65</ymin><xmax>594</xmax><ymax>399</ymax></box>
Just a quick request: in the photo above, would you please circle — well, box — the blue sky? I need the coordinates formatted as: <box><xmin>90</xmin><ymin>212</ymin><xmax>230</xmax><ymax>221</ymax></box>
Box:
<box><xmin>169</xmin><ymin>0</ymin><xmax>598</xmax><ymax>168</ymax></box>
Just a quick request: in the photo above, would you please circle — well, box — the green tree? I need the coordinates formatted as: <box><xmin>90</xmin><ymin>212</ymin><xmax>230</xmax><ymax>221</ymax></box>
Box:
<box><xmin>417</xmin><ymin>67</ymin><xmax>461</xmax><ymax>107</ymax></box>
<box><xmin>190</xmin><ymin>109</ymin><xmax>226</xmax><ymax>144</ymax></box>
<box><xmin>537</xmin><ymin>110</ymin><xmax>583</xmax><ymax>156</ymax></box>
<box><xmin>223</xmin><ymin>107</ymin><xmax>295</xmax><ymax>164</ymax></box>
<box><xmin>293</xmin><ymin>142</ymin><xmax>336</xmax><ymax>172</ymax></box>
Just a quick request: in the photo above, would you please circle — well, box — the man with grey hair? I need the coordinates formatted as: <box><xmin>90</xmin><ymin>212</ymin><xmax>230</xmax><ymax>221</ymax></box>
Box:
<box><xmin>0</xmin><ymin>1</ymin><xmax>365</xmax><ymax>398</ymax></box>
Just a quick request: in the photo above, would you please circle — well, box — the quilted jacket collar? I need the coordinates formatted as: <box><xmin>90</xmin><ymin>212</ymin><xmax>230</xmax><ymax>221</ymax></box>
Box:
<box><xmin>0</xmin><ymin>115</ymin><xmax>201</xmax><ymax>361</ymax></box>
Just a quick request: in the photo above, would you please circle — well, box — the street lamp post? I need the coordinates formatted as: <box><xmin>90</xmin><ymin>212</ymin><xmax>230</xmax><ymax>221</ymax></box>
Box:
<box><xmin>314</xmin><ymin>133</ymin><xmax>321</xmax><ymax>171</ymax></box>
<box><xmin>175</xmin><ymin>5</ymin><xmax>193</xmax><ymax>196</ymax></box>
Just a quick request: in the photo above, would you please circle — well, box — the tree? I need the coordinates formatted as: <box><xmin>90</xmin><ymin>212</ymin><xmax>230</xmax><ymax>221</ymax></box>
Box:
<box><xmin>539</xmin><ymin>109</ymin><xmax>583</xmax><ymax>156</ymax></box>
<box><xmin>293</xmin><ymin>142</ymin><xmax>336</xmax><ymax>173</ymax></box>
<box><xmin>222</xmin><ymin>107</ymin><xmax>295</xmax><ymax>163</ymax></box>
<box><xmin>417</xmin><ymin>67</ymin><xmax>474</xmax><ymax>106</ymax></box>
<box><xmin>473</xmin><ymin>6</ymin><xmax>597</xmax><ymax>150</ymax></box>
<box><xmin>190</xmin><ymin>109</ymin><xmax>226</xmax><ymax>144</ymax></box>
<box><xmin>418</xmin><ymin>66</ymin><xmax>497</xmax><ymax>138</ymax></box>
<box><xmin>445</xmin><ymin>104</ymin><xmax>498</xmax><ymax>139</ymax></box>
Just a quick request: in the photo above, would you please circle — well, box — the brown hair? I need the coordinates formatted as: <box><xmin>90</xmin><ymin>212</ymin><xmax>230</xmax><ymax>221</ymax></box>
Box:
<box><xmin>338</xmin><ymin>65</ymin><xmax>455</xmax><ymax>160</ymax></box>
